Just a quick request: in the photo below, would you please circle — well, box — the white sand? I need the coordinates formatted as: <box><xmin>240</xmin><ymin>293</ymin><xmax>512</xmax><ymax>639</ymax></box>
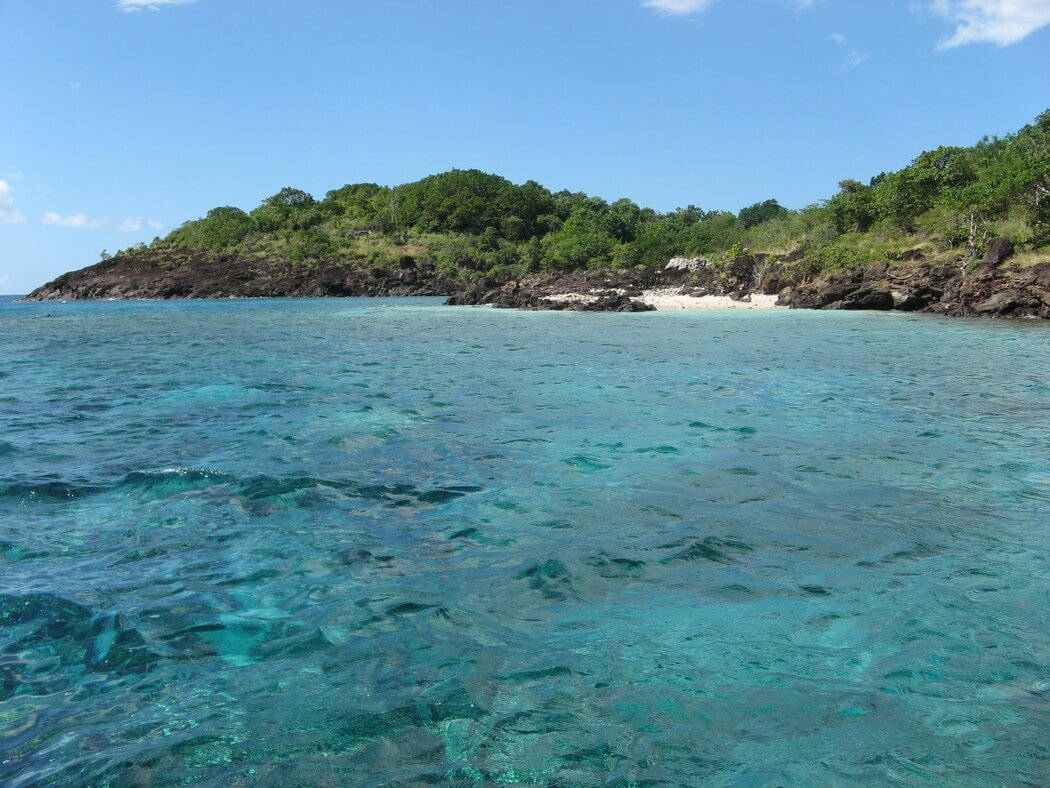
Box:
<box><xmin>542</xmin><ymin>292</ymin><xmax>611</xmax><ymax>305</ymax></box>
<box><xmin>541</xmin><ymin>287</ymin><xmax>783</xmax><ymax>311</ymax></box>
<box><xmin>541</xmin><ymin>289</ymin><xmax>781</xmax><ymax>310</ymax></box>
<box><xmin>640</xmin><ymin>289</ymin><xmax>783</xmax><ymax>311</ymax></box>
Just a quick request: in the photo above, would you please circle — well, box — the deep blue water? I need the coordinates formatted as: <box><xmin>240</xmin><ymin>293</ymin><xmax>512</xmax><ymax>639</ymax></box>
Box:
<box><xmin>1</xmin><ymin>297</ymin><xmax>1048</xmax><ymax>785</ymax></box>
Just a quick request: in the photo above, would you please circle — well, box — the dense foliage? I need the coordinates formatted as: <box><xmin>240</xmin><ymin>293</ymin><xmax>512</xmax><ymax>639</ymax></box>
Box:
<box><xmin>130</xmin><ymin>110</ymin><xmax>1049</xmax><ymax>278</ymax></box>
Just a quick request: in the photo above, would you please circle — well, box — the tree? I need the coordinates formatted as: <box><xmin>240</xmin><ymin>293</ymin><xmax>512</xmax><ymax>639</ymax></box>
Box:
<box><xmin>290</xmin><ymin>227</ymin><xmax>334</xmax><ymax>263</ymax></box>
<box><xmin>250</xmin><ymin>188</ymin><xmax>322</xmax><ymax>237</ymax></box>
<box><xmin>827</xmin><ymin>180</ymin><xmax>877</xmax><ymax>233</ymax></box>
<box><xmin>197</xmin><ymin>207</ymin><xmax>253</xmax><ymax>248</ymax></box>
<box><xmin>397</xmin><ymin>170</ymin><xmax>514</xmax><ymax>234</ymax></box>
<box><xmin>738</xmin><ymin>199</ymin><xmax>789</xmax><ymax>229</ymax></box>
<box><xmin>540</xmin><ymin>214</ymin><xmax>616</xmax><ymax>270</ymax></box>
<box><xmin>679</xmin><ymin>212</ymin><xmax>743</xmax><ymax>256</ymax></box>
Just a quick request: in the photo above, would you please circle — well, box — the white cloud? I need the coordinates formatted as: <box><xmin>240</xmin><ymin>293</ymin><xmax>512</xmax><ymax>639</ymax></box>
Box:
<box><xmin>0</xmin><ymin>179</ymin><xmax>26</xmax><ymax>225</ymax></box>
<box><xmin>932</xmin><ymin>0</ymin><xmax>1050</xmax><ymax>48</ymax></box>
<box><xmin>116</xmin><ymin>0</ymin><xmax>197</xmax><ymax>12</ymax></box>
<box><xmin>830</xmin><ymin>31</ymin><xmax>847</xmax><ymax>43</ymax></box>
<box><xmin>148</xmin><ymin>219</ymin><xmax>164</xmax><ymax>230</ymax></box>
<box><xmin>642</xmin><ymin>0</ymin><xmax>716</xmax><ymax>16</ymax></box>
<box><xmin>69</xmin><ymin>81</ymin><xmax>82</xmax><ymax>91</ymax></box>
<box><xmin>42</xmin><ymin>212</ymin><xmax>108</xmax><ymax>229</ymax></box>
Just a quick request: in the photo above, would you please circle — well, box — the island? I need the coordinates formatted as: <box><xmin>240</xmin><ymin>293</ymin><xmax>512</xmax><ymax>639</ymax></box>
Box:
<box><xmin>26</xmin><ymin>111</ymin><xmax>1050</xmax><ymax>319</ymax></box>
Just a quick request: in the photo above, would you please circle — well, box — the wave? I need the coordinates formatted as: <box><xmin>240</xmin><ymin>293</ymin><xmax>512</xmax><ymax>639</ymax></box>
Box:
<box><xmin>0</xmin><ymin>469</ymin><xmax>228</xmax><ymax>505</ymax></box>
<box><xmin>659</xmin><ymin>535</ymin><xmax>754</xmax><ymax>565</ymax></box>
<box><xmin>0</xmin><ymin>469</ymin><xmax>482</xmax><ymax>509</ymax></box>
<box><xmin>0</xmin><ymin>593</ymin><xmax>155</xmax><ymax>701</ymax></box>
<box><xmin>0</xmin><ymin>480</ymin><xmax>106</xmax><ymax>502</ymax></box>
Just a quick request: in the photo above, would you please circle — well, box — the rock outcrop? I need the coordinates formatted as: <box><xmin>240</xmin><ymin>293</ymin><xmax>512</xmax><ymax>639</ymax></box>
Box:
<box><xmin>444</xmin><ymin>267</ymin><xmax>700</xmax><ymax>311</ymax></box>
<box><xmin>778</xmin><ymin>260</ymin><xmax>1050</xmax><ymax>319</ymax></box>
<box><xmin>665</xmin><ymin>257</ymin><xmax>711</xmax><ymax>273</ymax></box>
<box><xmin>982</xmin><ymin>238</ymin><xmax>1015</xmax><ymax>266</ymax></box>
<box><xmin>25</xmin><ymin>249</ymin><xmax>454</xmax><ymax>301</ymax></box>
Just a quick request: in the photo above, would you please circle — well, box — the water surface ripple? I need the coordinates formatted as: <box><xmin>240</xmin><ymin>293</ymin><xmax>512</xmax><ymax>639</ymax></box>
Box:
<box><xmin>1</xmin><ymin>297</ymin><xmax>1048</xmax><ymax>785</ymax></box>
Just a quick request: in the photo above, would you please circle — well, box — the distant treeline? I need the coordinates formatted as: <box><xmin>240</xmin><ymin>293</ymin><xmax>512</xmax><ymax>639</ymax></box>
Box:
<box><xmin>120</xmin><ymin>109</ymin><xmax>1049</xmax><ymax>278</ymax></box>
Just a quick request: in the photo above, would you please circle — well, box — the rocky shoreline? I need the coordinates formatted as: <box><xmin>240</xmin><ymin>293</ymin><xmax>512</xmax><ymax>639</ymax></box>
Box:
<box><xmin>24</xmin><ymin>244</ymin><xmax>1050</xmax><ymax>319</ymax></box>
<box><xmin>781</xmin><ymin>259</ymin><xmax>1050</xmax><ymax>318</ymax></box>
<box><xmin>445</xmin><ymin>247</ymin><xmax>1050</xmax><ymax>319</ymax></box>
<box><xmin>24</xmin><ymin>249</ymin><xmax>454</xmax><ymax>301</ymax></box>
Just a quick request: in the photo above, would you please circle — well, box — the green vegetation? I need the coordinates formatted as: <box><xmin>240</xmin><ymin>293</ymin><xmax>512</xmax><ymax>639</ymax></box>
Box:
<box><xmin>122</xmin><ymin>110</ymin><xmax>1049</xmax><ymax>279</ymax></box>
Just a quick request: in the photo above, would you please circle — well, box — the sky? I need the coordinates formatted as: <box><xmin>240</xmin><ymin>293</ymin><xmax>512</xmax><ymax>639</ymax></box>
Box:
<box><xmin>1</xmin><ymin>0</ymin><xmax>1048</xmax><ymax>293</ymax></box>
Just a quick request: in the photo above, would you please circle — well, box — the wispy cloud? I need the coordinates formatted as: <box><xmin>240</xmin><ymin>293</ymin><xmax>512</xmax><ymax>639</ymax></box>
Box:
<box><xmin>641</xmin><ymin>0</ymin><xmax>716</xmax><ymax>15</ymax></box>
<box><xmin>643</xmin><ymin>0</ymin><xmax>822</xmax><ymax>14</ymax></box>
<box><xmin>119</xmin><ymin>217</ymin><xmax>164</xmax><ymax>232</ymax></box>
<box><xmin>829</xmin><ymin>31</ymin><xmax>869</xmax><ymax>69</ymax></box>
<box><xmin>116</xmin><ymin>0</ymin><xmax>197</xmax><ymax>12</ymax></box>
<box><xmin>0</xmin><ymin>180</ymin><xmax>26</xmax><ymax>225</ymax></box>
<box><xmin>643</xmin><ymin>0</ymin><xmax>1048</xmax><ymax>49</ymax></box>
<box><xmin>42</xmin><ymin>212</ymin><xmax>108</xmax><ymax>229</ymax></box>
<box><xmin>932</xmin><ymin>0</ymin><xmax>1050</xmax><ymax>48</ymax></box>
<box><xmin>840</xmin><ymin>48</ymin><xmax>870</xmax><ymax>68</ymax></box>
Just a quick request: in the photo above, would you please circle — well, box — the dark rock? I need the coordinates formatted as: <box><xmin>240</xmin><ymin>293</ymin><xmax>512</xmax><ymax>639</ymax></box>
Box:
<box><xmin>576</xmin><ymin>294</ymin><xmax>656</xmax><ymax>313</ymax></box>
<box><xmin>787</xmin><ymin>281</ymin><xmax>859</xmax><ymax>309</ymax></box>
<box><xmin>778</xmin><ymin>257</ymin><xmax>1049</xmax><ymax>319</ymax></box>
<box><xmin>25</xmin><ymin>247</ymin><xmax>457</xmax><ymax>301</ymax></box>
<box><xmin>975</xmin><ymin>291</ymin><xmax>1022</xmax><ymax>315</ymax></box>
<box><xmin>842</xmin><ymin>288</ymin><xmax>895</xmax><ymax>311</ymax></box>
<box><xmin>982</xmin><ymin>238</ymin><xmax>1015</xmax><ymax>266</ymax></box>
<box><xmin>1024</xmin><ymin>262</ymin><xmax>1050</xmax><ymax>290</ymax></box>
<box><xmin>890</xmin><ymin>289</ymin><xmax>932</xmax><ymax>312</ymax></box>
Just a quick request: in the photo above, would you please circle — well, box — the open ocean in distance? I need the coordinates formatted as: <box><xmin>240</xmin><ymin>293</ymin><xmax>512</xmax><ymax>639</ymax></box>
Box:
<box><xmin>1</xmin><ymin>296</ymin><xmax>1048</xmax><ymax>785</ymax></box>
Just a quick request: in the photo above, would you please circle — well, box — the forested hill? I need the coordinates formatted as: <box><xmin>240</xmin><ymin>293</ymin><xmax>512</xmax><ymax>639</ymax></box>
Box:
<box><xmin>28</xmin><ymin>109</ymin><xmax>1050</xmax><ymax>302</ymax></box>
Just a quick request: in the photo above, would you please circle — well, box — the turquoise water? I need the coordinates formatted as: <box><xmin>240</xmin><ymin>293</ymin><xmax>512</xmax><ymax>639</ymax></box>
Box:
<box><xmin>1</xmin><ymin>297</ymin><xmax>1048</xmax><ymax>785</ymax></box>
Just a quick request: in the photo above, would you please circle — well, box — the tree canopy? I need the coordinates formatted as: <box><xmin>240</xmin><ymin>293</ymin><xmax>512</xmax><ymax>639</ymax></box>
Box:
<box><xmin>145</xmin><ymin>110</ymin><xmax>1049</xmax><ymax>276</ymax></box>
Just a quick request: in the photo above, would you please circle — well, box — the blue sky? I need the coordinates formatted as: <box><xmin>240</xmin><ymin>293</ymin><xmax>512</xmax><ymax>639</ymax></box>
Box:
<box><xmin>2</xmin><ymin>0</ymin><xmax>1048</xmax><ymax>293</ymax></box>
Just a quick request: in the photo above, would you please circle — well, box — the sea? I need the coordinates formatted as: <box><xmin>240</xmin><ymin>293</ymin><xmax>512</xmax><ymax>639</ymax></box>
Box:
<box><xmin>1</xmin><ymin>296</ymin><xmax>1048</xmax><ymax>785</ymax></box>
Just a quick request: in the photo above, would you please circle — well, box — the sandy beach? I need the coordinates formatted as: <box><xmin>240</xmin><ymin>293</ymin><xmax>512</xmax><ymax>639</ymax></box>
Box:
<box><xmin>543</xmin><ymin>288</ymin><xmax>784</xmax><ymax>311</ymax></box>
<box><xmin>640</xmin><ymin>289</ymin><xmax>783</xmax><ymax>311</ymax></box>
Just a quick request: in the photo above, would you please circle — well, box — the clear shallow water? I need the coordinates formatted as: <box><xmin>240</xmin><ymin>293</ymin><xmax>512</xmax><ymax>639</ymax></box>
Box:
<box><xmin>1</xmin><ymin>297</ymin><xmax>1048</xmax><ymax>786</ymax></box>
